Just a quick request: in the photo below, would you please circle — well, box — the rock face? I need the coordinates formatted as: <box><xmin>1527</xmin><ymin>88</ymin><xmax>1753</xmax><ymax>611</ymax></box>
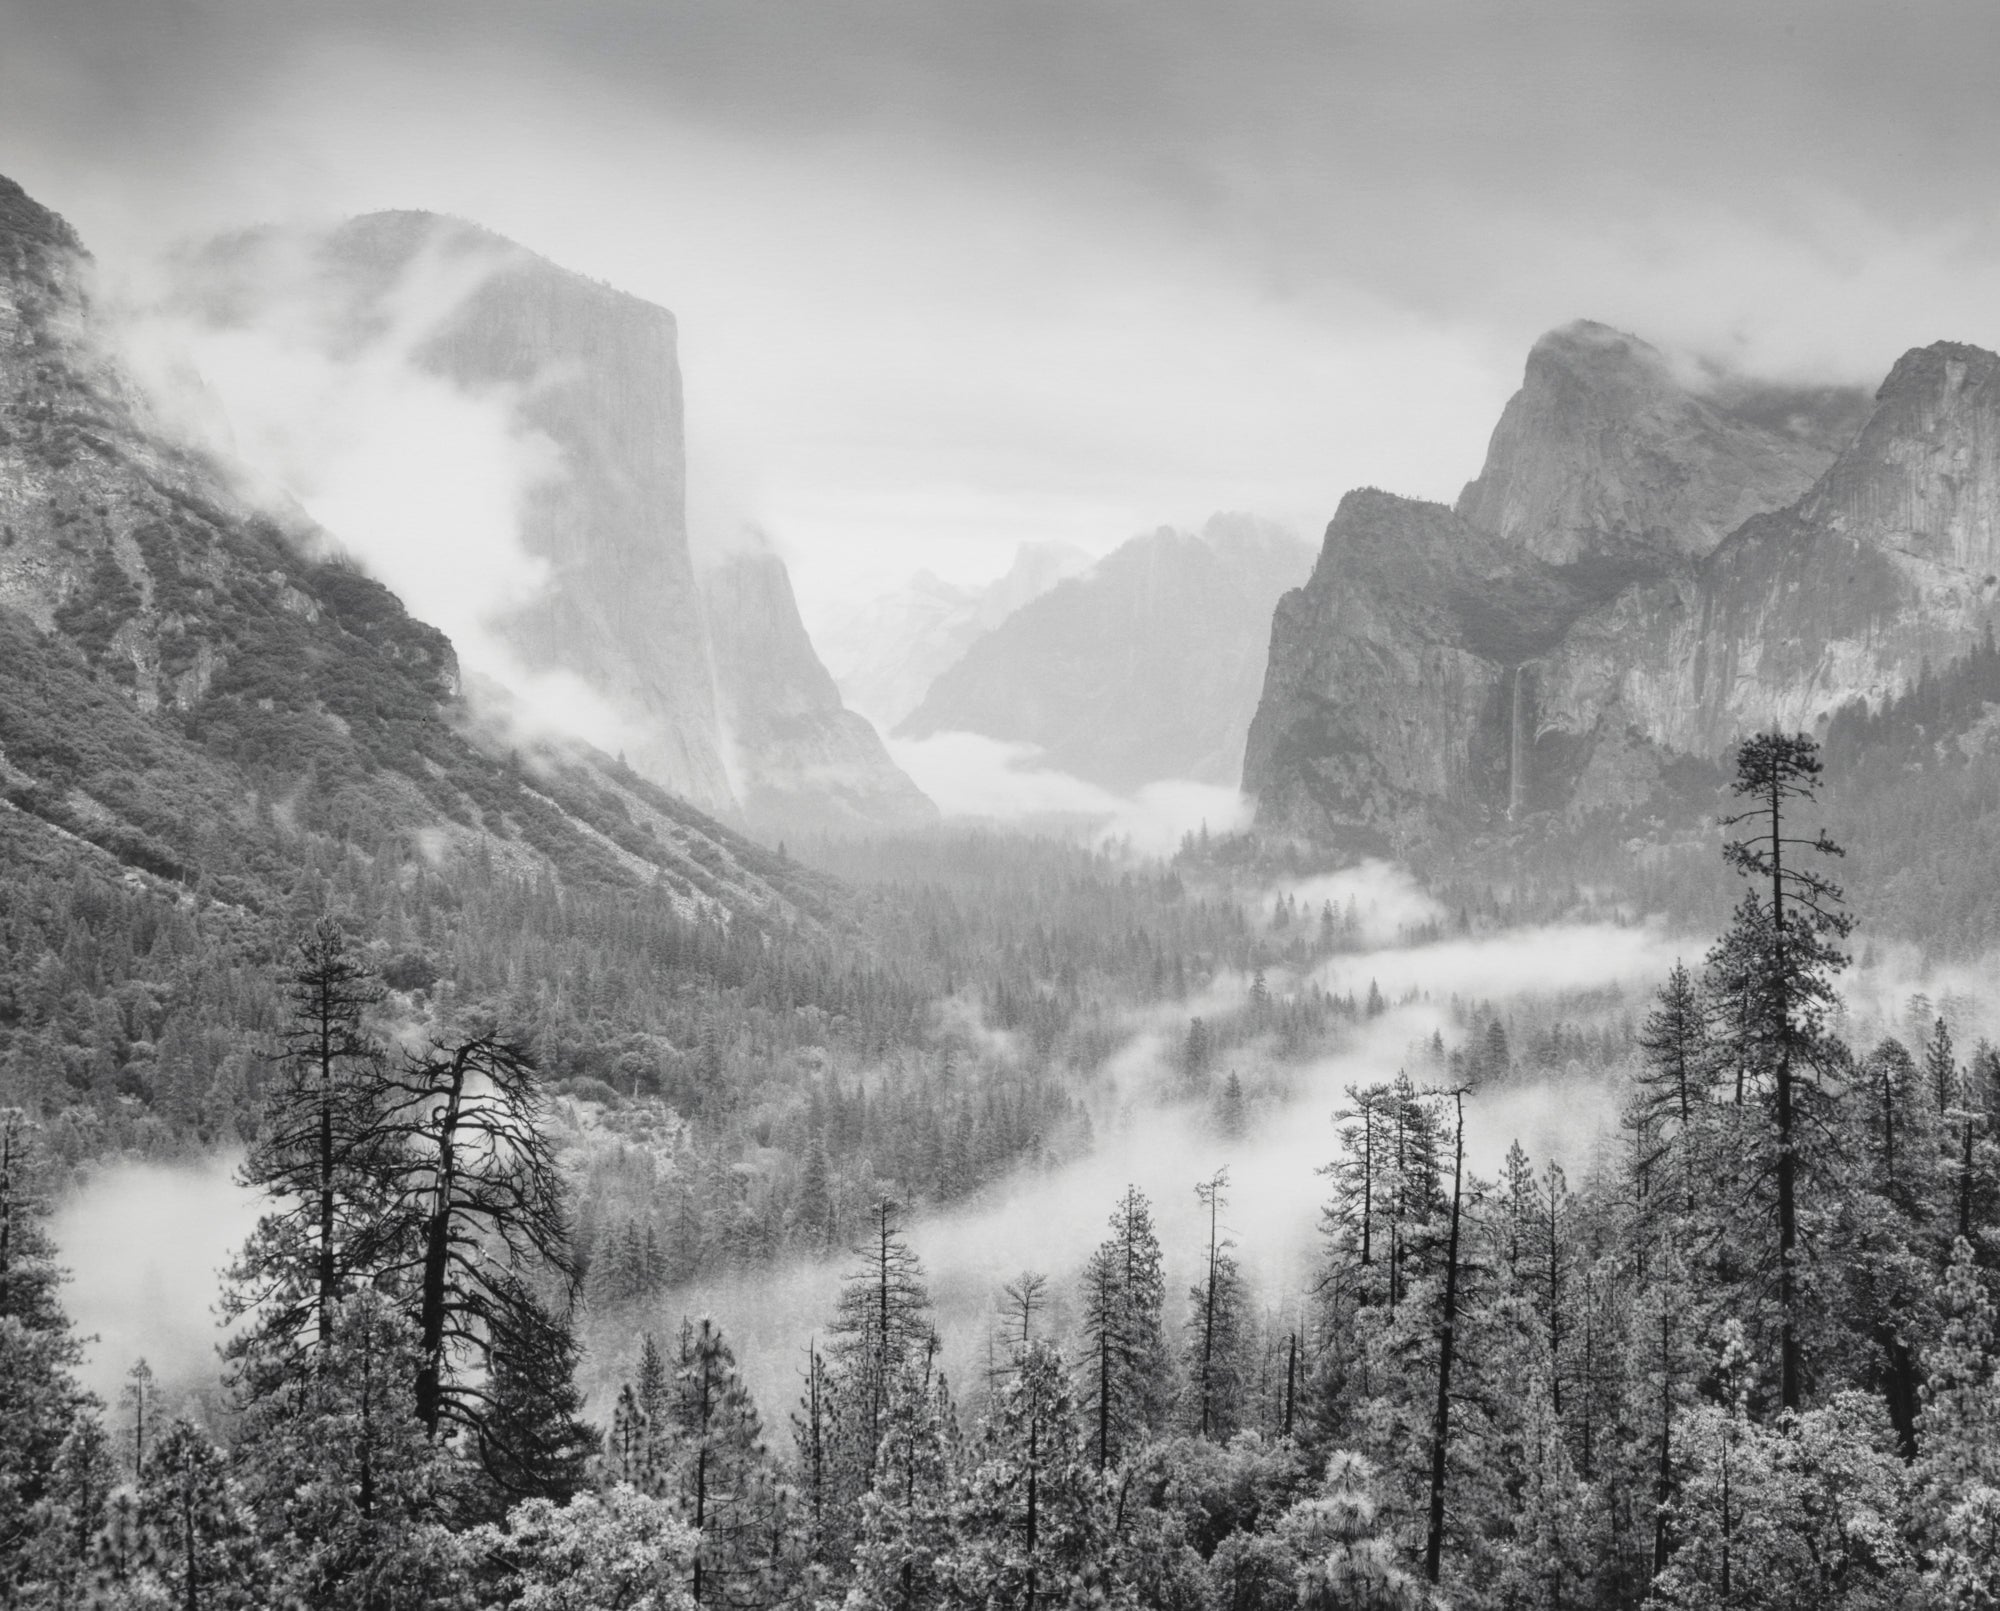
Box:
<box><xmin>181</xmin><ymin>213</ymin><xmax>734</xmax><ymax>810</ymax></box>
<box><xmin>1456</xmin><ymin>321</ymin><xmax>1868</xmax><ymax>568</ymax></box>
<box><xmin>899</xmin><ymin>515</ymin><xmax>1313</xmax><ymax>791</ymax></box>
<box><xmin>701</xmin><ymin>541</ymin><xmax>938</xmax><ymax>836</ymax></box>
<box><xmin>172</xmin><ymin>213</ymin><xmax>929</xmax><ymax>833</ymax></box>
<box><xmin>1244</xmin><ymin>323</ymin><xmax>2000</xmax><ymax>846</ymax></box>
<box><xmin>0</xmin><ymin>172</ymin><xmax>839</xmax><ymax>926</ymax></box>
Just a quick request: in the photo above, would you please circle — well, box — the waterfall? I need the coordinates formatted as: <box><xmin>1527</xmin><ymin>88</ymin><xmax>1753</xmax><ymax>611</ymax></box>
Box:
<box><xmin>1507</xmin><ymin>665</ymin><xmax>1528</xmax><ymax>821</ymax></box>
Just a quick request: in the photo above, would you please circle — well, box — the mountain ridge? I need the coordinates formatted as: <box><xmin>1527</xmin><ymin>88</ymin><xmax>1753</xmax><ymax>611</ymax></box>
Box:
<box><xmin>898</xmin><ymin>514</ymin><xmax>1312</xmax><ymax>791</ymax></box>
<box><xmin>1245</xmin><ymin>324</ymin><xmax>1996</xmax><ymax>847</ymax></box>
<box><xmin>0</xmin><ymin>171</ymin><xmax>841</xmax><ymax>929</ymax></box>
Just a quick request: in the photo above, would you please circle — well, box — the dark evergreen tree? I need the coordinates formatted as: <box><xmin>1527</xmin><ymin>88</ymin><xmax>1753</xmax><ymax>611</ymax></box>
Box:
<box><xmin>226</xmin><ymin>918</ymin><xmax>391</xmax><ymax>1390</ymax></box>
<box><xmin>661</xmin><ymin>1317</ymin><xmax>788</xmax><ymax>1609</ymax></box>
<box><xmin>1185</xmin><ymin>1168</ymin><xmax>1249</xmax><ymax>1440</ymax></box>
<box><xmin>1637</xmin><ymin>961</ymin><xmax>1711</xmax><ymax>1212</ymax></box>
<box><xmin>369</xmin><ymin>1031</ymin><xmax>580</xmax><ymax>1459</ymax></box>
<box><xmin>0</xmin><ymin>1109</ymin><xmax>92</xmax><ymax>1603</ymax></box>
<box><xmin>1711</xmin><ymin>730</ymin><xmax>1853</xmax><ymax>1413</ymax></box>
<box><xmin>943</xmin><ymin>1340</ymin><xmax>1111</xmax><ymax>1611</ymax></box>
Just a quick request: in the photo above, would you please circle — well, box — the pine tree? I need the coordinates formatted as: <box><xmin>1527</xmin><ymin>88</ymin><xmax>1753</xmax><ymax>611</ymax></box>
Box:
<box><xmin>1185</xmin><ymin>1168</ymin><xmax>1249</xmax><ymax>1440</ymax></box>
<box><xmin>1078</xmin><ymin>1186</ymin><xmax>1168</xmax><ymax>1471</ymax></box>
<box><xmin>796</xmin><ymin>1138</ymin><xmax>837</xmax><ymax>1251</ymax></box>
<box><xmin>368</xmin><ymin>1030</ymin><xmax>580</xmax><ymax>1461</ymax></box>
<box><xmin>129</xmin><ymin>1417</ymin><xmax>267</xmax><ymax>1609</ymax></box>
<box><xmin>660</xmin><ymin>1317</ymin><xmax>786</xmax><ymax>1608</ymax></box>
<box><xmin>19</xmin><ymin>1406</ymin><xmax>116</xmax><ymax>1606</ymax></box>
<box><xmin>1217</xmin><ymin>1072</ymin><xmax>1247</xmax><ymax>1140</ymax></box>
<box><xmin>1929</xmin><ymin>1017</ymin><xmax>1961</xmax><ymax>1116</ymax></box>
<box><xmin>122</xmin><ymin>1356</ymin><xmax>161</xmax><ymax>1482</ymax></box>
<box><xmin>847</xmin><ymin>1360</ymin><xmax>960</xmax><ymax>1611</ymax></box>
<box><xmin>607</xmin><ymin>1382</ymin><xmax>657</xmax><ymax>1490</ymax></box>
<box><xmin>1422</xmin><ymin>1087</ymin><xmax>1471</xmax><ymax>1587</ymax></box>
<box><xmin>1184</xmin><ymin>1018</ymin><xmax>1214</xmax><ymax>1092</ymax></box>
<box><xmin>943</xmin><ymin>1341</ymin><xmax>1112</xmax><ymax>1611</ymax></box>
<box><xmin>638</xmin><ymin>1330</ymin><xmax>673</xmax><ymax>1448</ymax></box>
<box><xmin>234</xmin><ymin>1289</ymin><xmax>466</xmax><ymax>1608</ymax></box>
<box><xmin>1286</xmin><ymin>1452</ymin><xmax>1437</xmax><ymax>1611</ymax></box>
<box><xmin>791</xmin><ymin>1338</ymin><xmax>838</xmax><ymax>1567</ymax></box>
<box><xmin>1917</xmin><ymin>1239</ymin><xmax>2000</xmax><ymax>1510</ymax></box>
<box><xmin>475</xmin><ymin>1282</ymin><xmax>598</xmax><ymax>1512</ymax></box>
<box><xmin>1637</xmin><ymin>961</ymin><xmax>1711</xmax><ymax>1212</ymax></box>
<box><xmin>0</xmin><ymin>1109</ymin><xmax>91</xmax><ymax>1602</ymax></box>
<box><xmin>1711</xmin><ymin>731</ymin><xmax>1853</xmax><ymax>1413</ymax></box>
<box><xmin>830</xmin><ymin>1199</ymin><xmax>933</xmax><ymax>1485</ymax></box>
<box><xmin>226</xmin><ymin>918</ymin><xmax>392</xmax><ymax>1390</ymax></box>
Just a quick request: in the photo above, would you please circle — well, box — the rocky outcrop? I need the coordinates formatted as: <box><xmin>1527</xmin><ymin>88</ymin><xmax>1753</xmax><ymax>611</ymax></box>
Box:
<box><xmin>701</xmin><ymin>541</ymin><xmax>938</xmax><ymax>837</ymax></box>
<box><xmin>899</xmin><ymin>514</ymin><xmax>1313</xmax><ymax>791</ymax></box>
<box><xmin>1246</xmin><ymin>324</ymin><xmax>2000</xmax><ymax>845</ymax></box>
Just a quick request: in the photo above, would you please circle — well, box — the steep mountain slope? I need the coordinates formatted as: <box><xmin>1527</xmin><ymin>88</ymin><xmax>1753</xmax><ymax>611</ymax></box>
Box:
<box><xmin>0</xmin><ymin>172</ymin><xmax>836</xmax><ymax>928</ymax></box>
<box><xmin>701</xmin><ymin>541</ymin><xmax>938</xmax><ymax>837</ymax></box>
<box><xmin>897</xmin><ymin>515</ymin><xmax>1312</xmax><ymax>790</ymax></box>
<box><xmin>1242</xmin><ymin>324</ymin><xmax>2000</xmax><ymax>846</ymax></box>
<box><xmin>172</xmin><ymin>213</ymin><xmax>929</xmax><ymax>834</ymax></box>
<box><xmin>818</xmin><ymin>540</ymin><xmax>1088</xmax><ymax>728</ymax></box>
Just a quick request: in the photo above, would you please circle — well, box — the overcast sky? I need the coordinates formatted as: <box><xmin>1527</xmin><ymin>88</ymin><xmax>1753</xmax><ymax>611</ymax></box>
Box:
<box><xmin>9</xmin><ymin>1</ymin><xmax>2000</xmax><ymax>619</ymax></box>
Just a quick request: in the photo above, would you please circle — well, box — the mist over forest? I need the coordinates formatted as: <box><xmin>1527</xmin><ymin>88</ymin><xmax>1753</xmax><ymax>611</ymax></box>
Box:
<box><xmin>14</xmin><ymin>6</ymin><xmax>2000</xmax><ymax>1611</ymax></box>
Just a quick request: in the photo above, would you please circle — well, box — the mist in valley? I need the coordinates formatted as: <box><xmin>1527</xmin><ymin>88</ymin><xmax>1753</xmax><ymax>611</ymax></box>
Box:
<box><xmin>15</xmin><ymin>10</ymin><xmax>2000</xmax><ymax>1606</ymax></box>
<box><xmin>45</xmin><ymin>850</ymin><xmax>1853</xmax><ymax>1422</ymax></box>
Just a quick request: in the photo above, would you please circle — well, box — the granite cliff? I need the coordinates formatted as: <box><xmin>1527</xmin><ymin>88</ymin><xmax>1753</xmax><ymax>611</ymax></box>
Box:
<box><xmin>0</xmin><ymin>173</ymin><xmax>839</xmax><ymax>923</ymax></box>
<box><xmin>175</xmin><ymin>213</ymin><xmax>929</xmax><ymax>834</ymax></box>
<box><xmin>1244</xmin><ymin>323</ymin><xmax>2000</xmax><ymax>847</ymax></box>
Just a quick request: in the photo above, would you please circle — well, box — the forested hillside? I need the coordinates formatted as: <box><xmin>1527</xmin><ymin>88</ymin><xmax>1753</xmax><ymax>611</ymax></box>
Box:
<box><xmin>10</xmin><ymin>727</ymin><xmax>2000</xmax><ymax>1610</ymax></box>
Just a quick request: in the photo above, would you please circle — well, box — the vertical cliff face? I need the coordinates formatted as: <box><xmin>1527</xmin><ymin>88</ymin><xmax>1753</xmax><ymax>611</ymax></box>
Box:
<box><xmin>700</xmin><ymin>542</ymin><xmax>937</xmax><ymax>836</ymax></box>
<box><xmin>1456</xmin><ymin>320</ymin><xmax>1867</xmax><ymax>568</ymax></box>
<box><xmin>356</xmin><ymin>215</ymin><xmax>736</xmax><ymax>811</ymax></box>
<box><xmin>172</xmin><ymin>213</ymin><xmax>932</xmax><ymax>833</ymax></box>
<box><xmin>1245</xmin><ymin>323</ymin><xmax>2000</xmax><ymax>847</ymax></box>
<box><xmin>179</xmin><ymin>213</ymin><xmax>736</xmax><ymax>811</ymax></box>
<box><xmin>1240</xmin><ymin>490</ymin><xmax>1599</xmax><ymax>845</ymax></box>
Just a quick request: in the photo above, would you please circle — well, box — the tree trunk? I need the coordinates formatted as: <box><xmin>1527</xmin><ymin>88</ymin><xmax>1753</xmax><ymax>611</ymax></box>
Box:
<box><xmin>1424</xmin><ymin>1091</ymin><xmax>1466</xmax><ymax>1586</ymax></box>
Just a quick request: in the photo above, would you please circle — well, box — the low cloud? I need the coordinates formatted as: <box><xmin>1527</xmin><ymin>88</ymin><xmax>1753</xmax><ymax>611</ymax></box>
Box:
<box><xmin>887</xmin><ymin>730</ymin><xmax>1251</xmax><ymax>856</ymax></box>
<box><xmin>49</xmin><ymin>1156</ymin><xmax>259</xmax><ymax>1405</ymax></box>
<box><xmin>1313</xmin><ymin>920</ymin><xmax>1688</xmax><ymax>1007</ymax></box>
<box><xmin>113</xmin><ymin>232</ymin><xmax>641</xmax><ymax>757</ymax></box>
<box><xmin>1250</xmin><ymin>859</ymin><xmax>1449</xmax><ymax>947</ymax></box>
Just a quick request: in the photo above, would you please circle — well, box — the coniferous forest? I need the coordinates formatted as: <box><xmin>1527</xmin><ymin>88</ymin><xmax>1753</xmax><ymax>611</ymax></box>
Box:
<box><xmin>9</xmin><ymin>729</ymin><xmax>2000</xmax><ymax>1610</ymax></box>
<box><xmin>12</xmin><ymin>12</ymin><xmax>2000</xmax><ymax>1607</ymax></box>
